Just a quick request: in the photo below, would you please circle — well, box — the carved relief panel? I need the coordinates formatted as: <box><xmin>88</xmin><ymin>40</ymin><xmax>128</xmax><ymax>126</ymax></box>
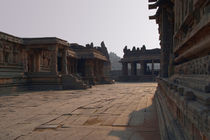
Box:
<box><xmin>41</xmin><ymin>50</ymin><xmax>51</xmax><ymax>71</ymax></box>
<box><xmin>0</xmin><ymin>41</ymin><xmax>3</xmax><ymax>63</ymax></box>
<box><xmin>13</xmin><ymin>47</ymin><xmax>19</xmax><ymax>64</ymax></box>
<box><xmin>4</xmin><ymin>46</ymin><xmax>11</xmax><ymax>64</ymax></box>
<box><xmin>22</xmin><ymin>50</ymin><xmax>28</xmax><ymax>72</ymax></box>
<box><xmin>2</xmin><ymin>42</ymin><xmax>13</xmax><ymax>64</ymax></box>
<box><xmin>175</xmin><ymin>55</ymin><xmax>210</xmax><ymax>75</ymax></box>
<box><xmin>0</xmin><ymin>40</ymin><xmax>24</xmax><ymax>66</ymax></box>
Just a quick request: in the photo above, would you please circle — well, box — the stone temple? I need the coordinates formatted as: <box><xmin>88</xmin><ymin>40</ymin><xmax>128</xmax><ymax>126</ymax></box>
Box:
<box><xmin>0</xmin><ymin>31</ymin><xmax>112</xmax><ymax>93</ymax></box>
<box><xmin>149</xmin><ymin>0</ymin><xmax>210</xmax><ymax>139</ymax></box>
<box><xmin>120</xmin><ymin>45</ymin><xmax>161</xmax><ymax>82</ymax></box>
<box><xmin>0</xmin><ymin>0</ymin><xmax>210</xmax><ymax>139</ymax></box>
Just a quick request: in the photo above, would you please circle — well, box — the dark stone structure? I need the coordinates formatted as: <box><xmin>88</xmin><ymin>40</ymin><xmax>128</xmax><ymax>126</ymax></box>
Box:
<box><xmin>149</xmin><ymin>0</ymin><xmax>210</xmax><ymax>140</ymax></box>
<box><xmin>70</xmin><ymin>42</ymin><xmax>112</xmax><ymax>85</ymax></box>
<box><xmin>0</xmin><ymin>31</ymin><xmax>112</xmax><ymax>94</ymax></box>
<box><xmin>120</xmin><ymin>45</ymin><xmax>161</xmax><ymax>82</ymax></box>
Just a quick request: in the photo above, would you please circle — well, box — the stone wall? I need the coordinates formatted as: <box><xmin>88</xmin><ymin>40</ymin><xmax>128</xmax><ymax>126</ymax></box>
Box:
<box><xmin>0</xmin><ymin>33</ymin><xmax>112</xmax><ymax>93</ymax></box>
<box><xmin>0</xmin><ymin>38</ymin><xmax>27</xmax><ymax>92</ymax></box>
<box><xmin>149</xmin><ymin>0</ymin><xmax>210</xmax><ymax>140</ymax></box>
<box><xmin>120</xmin><ymin>45</ymin><xmax>160</xmax><ymax>82</ymax></box>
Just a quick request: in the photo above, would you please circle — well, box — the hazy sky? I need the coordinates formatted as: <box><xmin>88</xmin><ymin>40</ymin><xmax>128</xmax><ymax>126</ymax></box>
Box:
<box><xmin>0</xmin><ymin>0</ymin><xmax>159</xmax><ymax>57</ymax></box>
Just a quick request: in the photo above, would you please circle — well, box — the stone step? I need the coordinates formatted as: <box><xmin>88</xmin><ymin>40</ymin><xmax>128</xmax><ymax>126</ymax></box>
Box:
<box><xmin>62</xmin><ymin>75</ymin><xmax>89</xmax><ymax>90</ymax></box>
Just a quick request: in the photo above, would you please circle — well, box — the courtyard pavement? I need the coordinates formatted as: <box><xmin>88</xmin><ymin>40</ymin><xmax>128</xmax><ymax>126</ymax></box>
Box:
<box><xmin>0</xmin><ymin>83</ymin><xmax>160</xmax><ymax>140</ymax></box>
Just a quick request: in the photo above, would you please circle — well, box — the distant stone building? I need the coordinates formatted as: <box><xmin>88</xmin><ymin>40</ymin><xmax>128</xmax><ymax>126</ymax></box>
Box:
<box><xmin>0</xmin><ymin>32</ymin><xmax>112</xmax><ymax>93</ymax></box>
<box><xmin>70</xmin><ymin>42</ymin><xmax>111</xmax><ymax>85</ymax></box>
<box><xmin>149</xmin><ymin>0</ymin><xmax>210</xmax><ymax>140</ymax></box>
<box><xmin>120</xmin><ymin>45</ymin><xmax>161</xmax><ymax>81</ymax></box>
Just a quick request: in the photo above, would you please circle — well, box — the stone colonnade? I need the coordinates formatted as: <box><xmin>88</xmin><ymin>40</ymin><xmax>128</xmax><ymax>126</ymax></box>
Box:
<box><xmin>27</xmin><ymin>46</ymin><xmax>68</xmax><ymax>74</ymax></box>
<box><xmin>67</xmin><ymin>57</ymin><xmax>77</xmax><ymax>74</ymax></box>
<box><xmin>122</xmin><ymin>60</ymin><xmax>155</xmax><ymax>76</ymax></box>
<box><xmin>76</xmin><ymin>58</ymin><xmax>105</xmax><ymax>84</ymax></box>
<box><xmin>50</xmin><ymin>45</ymin><xmax>68</xmax><ymax>75</ymax></box>
<box><xmin>84</xmin><ymin>59</ymin><xmax>104</xmax><ymax>79</ymax></box>
<box><xmin>31</xmin><ymin>45</ymin><xmax>105</xmax><ymax>81</ymax></box>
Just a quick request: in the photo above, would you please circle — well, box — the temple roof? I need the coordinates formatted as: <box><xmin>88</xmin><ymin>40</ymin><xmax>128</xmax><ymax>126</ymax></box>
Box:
<box><xmin>0</xmin><ymin>31</ymin><xmax>22</xmax><ymax>44</ymax></box>
<box><xmin>70</xmin><ymin>43</ymin><xmax>108</xmax><ymax>61</ymax></box>
<box><xmin>120</xmin><ymin>55</ymin><xmax>160</xmax><ymax>62</ymax></box>
<box><xmin>0</xmin><ymin>31</ymin><xmax>69</xmax><ymax>46</ymax></box>
<box><xmin>121</xmin><ymin>45</ymin><xmax>161</xmax><ymax>62</ymax></box>
<box><xmin>148</xmin><ymin>0</ymin><xmax>173</xmax><ymax>21</ymax></box>
<box><xmin>0</xmin><ymin>31</ymin><xmax>108</xmax><ymax>61</ymax></box>
<box><xmin>23</xmin><ymin>37</ymin><xmax>69</xmax><ymax>46</ymax></box>
<box><xmin>67</xmin><ymin>49</ymin><xmax>78</xmax><ymax>58</ymax></box>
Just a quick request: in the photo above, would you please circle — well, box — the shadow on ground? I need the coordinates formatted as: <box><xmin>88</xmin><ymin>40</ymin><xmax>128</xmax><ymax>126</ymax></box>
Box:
<box><xmin>108</xmin><ymin>97</ymin><xmax>161</xmax><ymax>140</ymax></box>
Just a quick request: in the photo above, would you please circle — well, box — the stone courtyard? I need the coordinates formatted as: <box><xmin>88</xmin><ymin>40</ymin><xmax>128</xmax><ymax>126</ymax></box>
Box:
<box><xmin>0</xmin><ymin>83</ymin><xmax>160</xmax><ymax>140</ymax></box>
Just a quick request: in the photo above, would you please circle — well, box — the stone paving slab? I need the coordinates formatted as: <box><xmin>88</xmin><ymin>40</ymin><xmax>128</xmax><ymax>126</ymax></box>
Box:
<box><xmin>0</xmin><ymin>83</ymin><xmax>160</xmax><ymax>140</ymax></box>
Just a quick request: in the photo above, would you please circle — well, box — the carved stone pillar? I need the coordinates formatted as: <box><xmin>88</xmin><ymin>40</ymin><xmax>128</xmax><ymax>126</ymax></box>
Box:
<box><xmin>131</xmin><ymin>62</ymin><xmax>137</xmax><ymax>76</ymax></box>
<box><xmin>91</xmin><ymin>60</ymin><xmax>95</xmax><ymax>77</ymax></box>
<box><xmin>94</xmin><ymin>59</ymin><xmax>104</xmax><ymax>81</ymax></box>
<box><xmin>32</xmin><ymin>54</ymin><xmax>36</xmax><ymax>72</ymax></box>
<box><xmin>51</xmin><ymin>46</ymin><xmax>58</xmax><ymax>74</ymax></box>
<box><xmin>62</xmin><ymin>48</ymin><xmax>68</xmax><ymax>75</ymax></box>
<box><xmin>35</xmin><ymin>52</ymin><xmax>40</xmax><ymax>72</ymax></box>
<box><xmin>95</xmin><ymin>60</ymin><xmax>99</xmax><ymax>77</ymax></box>
<box><xmin>93</xmin><ymin>59</ymin><xmax>97</xmax><ymax>77</ymax></box>
<box><xmin>122</xmin><ymin>62</ymin><xmax>128</xmax><ymax>76</ymax></box>
<box><xmin>100</xmin><ymin>61</ymin><xmax>104</xmax><ymax>77</ymax></box>
<box><xmin>152</xmin><ymin>60</ymin><xmax>154</xmax><ymax>76</ymax></box>
<box><xmin>103</xmin><ymin>61</ymin><xmax>110</xmax><ymax>77</ymax></box>
<box><xmin>85</xmin><ymin>59</ymin><xmax>94</xmax><ymax>77</ymax></box>
<box><xmin>96</xmin><ymin>60</ymin><xmax>101</xmax><ymax>78</ymax></box>
<box><xmin>84</xmin><ymin>59</ymin><xmax>89</xmax><ymax>76</ymax></box>
<box><xmin>75</xmin><ymin>59</ymin><xmax>78</xmax><ymax>73</ymax></box>
<box><xmin>23</xmin><ymin>51</ymin><xmax>28</xmax><ymax>72</ymax></box>
<box><xmin>8</xmin><ymin>49</ymin><xmax>13</xmax><ymax>64</ymax></box>
<box><xmin>0</xmin><ymin>48</ymin><xmax>3</xmax><ymax>63</ymax></box>
<box><xmin>160</xmin><ymin>7</ymin><xmax>174</xmax><ymax>78</ymax></box>
<box><xmin>140</xmin><ymin>61</ymin><xmax>146</xmax><ymax>75</ymax></box>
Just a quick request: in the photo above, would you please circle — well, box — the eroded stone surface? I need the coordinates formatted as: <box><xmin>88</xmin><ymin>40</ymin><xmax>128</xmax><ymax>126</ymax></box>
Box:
<box><xmin>0</xmin><ymin>83</ymin><xmax>160</xmax><ymax>140</ymax></box>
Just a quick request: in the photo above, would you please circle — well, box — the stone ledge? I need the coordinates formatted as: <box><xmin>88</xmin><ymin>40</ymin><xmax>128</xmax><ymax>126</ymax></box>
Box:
<box><xmin>157</xmin><ymin>78</ymin><xmax>210</xmax><ymax>139</ymax></box>
<box><xmin>155</xmin><ymin>89</ymin><xmax>186</xmax><ymax>140</ymax></box>
<box><xmin>174</xmin><ymin>14</ymin><xmax>210</xmax><ymax>55</ymax></box>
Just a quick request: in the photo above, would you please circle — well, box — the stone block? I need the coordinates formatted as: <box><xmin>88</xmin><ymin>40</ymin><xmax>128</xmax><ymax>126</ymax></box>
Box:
<box><xmin>205</xmin><ymin>84</ymin><xmax>210</xmax><ymax>93</ymax></box>
<box><xmin>34</xmin><ymin>124</ymin><xmax>60</xmax><ymax>130</ymax></box>
<box><xmin>178</xmin><ymin>87</ymin><xmax>184</xmax><ymax>96</ymax></box>
<box><xmin>184</xmin><ymin>91</ymin><xmax>195</xmax><ymax>100</ymax></box>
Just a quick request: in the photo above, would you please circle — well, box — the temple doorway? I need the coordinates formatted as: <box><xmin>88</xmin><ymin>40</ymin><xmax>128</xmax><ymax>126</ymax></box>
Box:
<box><xmin>57</xmin><ymin>57</ymin><xmax>62</xmax><ymax>72</ymax></box>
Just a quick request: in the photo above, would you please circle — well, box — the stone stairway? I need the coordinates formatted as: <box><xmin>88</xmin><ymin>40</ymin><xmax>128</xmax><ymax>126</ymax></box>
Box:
<box><xmin>62</xmin><ymin>74</ymin><xmax>89</xmax><ymax>90</ymax></box>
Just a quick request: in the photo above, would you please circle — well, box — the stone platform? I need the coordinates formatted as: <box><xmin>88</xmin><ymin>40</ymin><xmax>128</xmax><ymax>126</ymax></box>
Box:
<box><xmin>119</xmin><ymin>75</ymin><xmax>156</xmax><ymax>82</ymax></box>
<box><xmin>0</xmin><ymin>83</ymin><xmax>160</xmax><ymax>140</ymax></box>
